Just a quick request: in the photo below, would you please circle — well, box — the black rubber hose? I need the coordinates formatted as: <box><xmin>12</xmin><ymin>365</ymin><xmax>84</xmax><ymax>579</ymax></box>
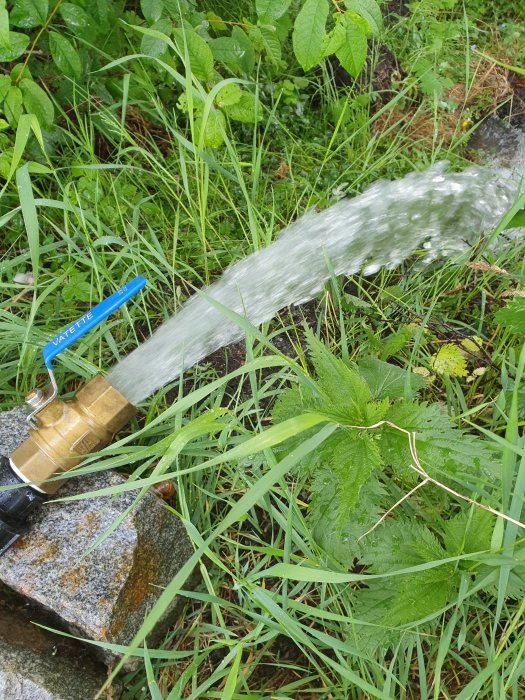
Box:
<box><xmin>0</xmin><ymin>455</ymin><xmax>46</xmax><ymax>555</ymax></box>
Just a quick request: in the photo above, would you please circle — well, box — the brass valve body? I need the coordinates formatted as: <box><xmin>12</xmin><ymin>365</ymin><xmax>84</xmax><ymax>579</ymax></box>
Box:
<box><xmin>10</xmin><ymin>375</ymin><xmax>135</xmax><ymax>494</ymax></box>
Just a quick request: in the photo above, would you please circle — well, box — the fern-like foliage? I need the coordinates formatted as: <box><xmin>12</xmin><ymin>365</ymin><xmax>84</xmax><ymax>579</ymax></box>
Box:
<box><xmin>272</xmin><ymin>332</ymin><xmax>508</xmax><ymax>648</ymax></box>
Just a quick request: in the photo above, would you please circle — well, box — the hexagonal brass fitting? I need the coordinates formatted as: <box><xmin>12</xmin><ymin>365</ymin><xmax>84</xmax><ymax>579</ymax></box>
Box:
<box><xmin>10</xmin><ymin>375</ymin><xmax>135</xmax><ymax>494</ymax></box>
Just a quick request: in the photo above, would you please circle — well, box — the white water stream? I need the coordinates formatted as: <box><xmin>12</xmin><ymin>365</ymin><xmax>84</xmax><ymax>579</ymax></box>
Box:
<box><xmin>107</xmin><ymin>158</ymin><xmax>522</xmax><ymax>404</ymax></box>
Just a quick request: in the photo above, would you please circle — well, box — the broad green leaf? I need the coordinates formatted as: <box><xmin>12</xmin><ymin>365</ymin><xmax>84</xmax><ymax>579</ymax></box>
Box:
<box><xmin>335</xmin><ymin>16</ymin><xmax>367</xmax><ymax>77</ymax></box>
<box><xmin>0</xmin><ymin>8</ymin><xmax>9</xmax><ymax>48</ymax></box>
<box><xmin>259</xmin><ymin>26</ymin><xmax>281</xmax><ymax>67</ymax></box>
<box><xmin>256</xmin><ymin>0</ymin><xmax>291</xmax><ymax>22</ymax></box>
<box><xmin>431</xmin><ymin>343</ymin><xmax>468</xmax><ymax>377</ymax></box>
<box><xmin>10</xmin><ymin>0</ymin><xmax>48</xmax><ymax>28</ymax></box>
<box><xmin>195</xmin><ymin>109</ymin><xmax>225</xmax><ymax>148</ymax></box>
<box><xmin>0</xmin><ymin>32</ymin><xmax>30</xmax><ymax>62</ymax></box>
<box><xmin>231</xmin><ymin>26</ymin><xmax>255</xmax><ymax>74</ymax></box>
<box><xmin>223</xmin><ymin>92</ymin><xmax>261</xmax><ymax>123</ymax></box>
<box><xmin>4</xmin><ymin>86</ymin><xmax>23</xmax><ymax>126</ymax></box>
<box><xmin>140</xmin><ymin>18</ymin><xmax>171</xmax><ymax>58</ymax></box>
<box><xmin>59</xmin><ymin>3</ymin><xmax>90</xmax><ymax>31</ymax></box>
<box><xmin>292</xmin><ymin>0</ymin><xmax>329</xmax><ymax>71</ymax></box>
<box><xmin>321</xmin><ymin>16</ymin><xmax>346</xmax><ymax>57</ymax></box>
<box><xmin>344</xmin><ymin>0</ymin><xmax>383</xmax><ymax>35</ymax></box>
<box><xmin>0</xmin><ymin>74</ymin><xmax>10</xmax><ymax>101</ymax></box>
<box><xmin>49</xmin><ymin>32</ymin><xmax>81</xmax><ymax>81</ymax></box>
<box><xmin>355</xmin><ymin>356</ymin><xmax>427</xmax><ymax>400</ymax></box>
<box><xmin>209</xmin><ymin>36</ymin><xmax>244</xmax><ymax>73</ymax></box>
<box><xmin>20</xmin><ymin>78</ymin><xmax>54</xmax><ymax>128</ymax></box>
<box><xmin>173</xmin><ymin>28</ymin><xmax>214</xmax><ymax>82</ymax></box>
<box><xmin>495</xmin><ymin>297</ymin><xmax>525</xmax><ymax>334</ymax></box>
<box><xmin>215</xmin><ymin>82</ymin><xmax>242</xmax><ymax>108</ymax></box>
<box><xmin>141</xmin><ymin>0</ymin><xmax>163</xmax><ymax>22</ymax></box>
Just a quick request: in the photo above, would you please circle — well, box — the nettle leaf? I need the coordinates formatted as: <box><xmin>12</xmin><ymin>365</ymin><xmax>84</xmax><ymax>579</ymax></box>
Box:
<box><xmin>173</xmin><ymin>28</ymin><xmax>214</xmax><ymax>82</ymax></box>
<box><xmin>257</xmin><ymin>26</ymin><xmax>281</xmax><ymax>68</ymax></box>
<box><xmin>210</xmin><ymin>37</ymin><xmax>245</xmax><ymax>73</ymax></box>
<box><xmin>49</xmin><ymin>32</ymin><xmax>81</xmax><ymax>81</ymax></box>
<box><xmin>307</xmin><ymin>332</ymin><xmax>371</xmax><ymax>423</ymax></box>
<box><xmin>495</xmin><ymin>297</ymin><xmax>525</xmax><ymax>334</ymax></box>
<box><xmin>310</xmin><ymin>457</ymin><xmax>385</xmax><ymax>562</ymax></box>
<box><xmin>10</xmin><ymin>0</ymin><xmax>48</xmax><ymax>28</ymax></box>
<box><xmin>20</xmin><ymin>78</ymin><xmax>54</xmax><ymax>128</ymax></box>
<box><xmin>0</xmin><ymin>32</ymin><xmax>30</xmax><ymax>62</ymax></box>
<box><xmin>431</xmin><ymin>343</ymin><xmax>468</xmax><ymax>377</ymax></box>
<box><xmin>442</xmin><ymin>507</ymin><xmax>494</xmax><ymax>558</ymax></box>
<box><xmin>223</xmin><ymin>91</ymin><xmax>261</xmax><ymax>123</ymax></box>
<box><xmin>256</xmin><ymin>0</ymin><xmax>291</xmax><ymax>22</ymax></box>
<box><xmin>4</xmin><ymin>86</ymin><xmax>23</xmax><ymax>126</ymax></box>
<box><xmin>355</xmin><ymin>355</ymin><xmax>427</xmax><ymax>400</ymax></box>
<box><xmin>231</xmin><ymin>27</ymin><xmax>255</xmax><ymax>74</ymax></box>
<box><xmin>355</xmin><ymin>520</ymin><xmax>458</xmax><ymax>647</ymax></box>
<box><xmin>344</xmin><ymin>0</ymin><xmax>383</xmax><ymax>36</ymax></box>
<box><xmin>141</xmin><ymin>18</ymin><xmax>172</xmax><ymax>58</ymax></box>
<box><xmin>292</xmin><ymin>0</ymin><xmax>329</xmax><ymax>71</ymax></box>
<box><xmin>335</xmin><ymin>14</ymin><xmax>368</xmax><ymax>78</ymax></box>
<box><xmin>381</xmin><ymin>400</ymin><xmax>499</xmax><ymax>482</ymax></box>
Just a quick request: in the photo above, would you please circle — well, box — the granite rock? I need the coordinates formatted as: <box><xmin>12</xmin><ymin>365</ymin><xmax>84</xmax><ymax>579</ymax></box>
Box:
<box><xmin>0</xmin><ymin>601</ymin><xmax>118</xmax><ymax>699</ymax></box>
<box><xmin>0</xmin><ymin>408</ymin><xmax>194</xmax><ymax>666</ymax></box>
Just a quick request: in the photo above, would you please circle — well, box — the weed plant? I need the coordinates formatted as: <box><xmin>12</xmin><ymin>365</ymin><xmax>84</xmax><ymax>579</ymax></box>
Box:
<box><xmin>0</xmin><ymin>0</ymin><xmax>524</xmax><ymax>698</ymax></box>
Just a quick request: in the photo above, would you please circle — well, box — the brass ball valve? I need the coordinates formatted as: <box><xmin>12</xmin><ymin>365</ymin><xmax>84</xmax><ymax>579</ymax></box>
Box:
<box><xmin>0</xmin><ymin>277</ymin><xmax>145</xmax><ymax>554</ymax></box>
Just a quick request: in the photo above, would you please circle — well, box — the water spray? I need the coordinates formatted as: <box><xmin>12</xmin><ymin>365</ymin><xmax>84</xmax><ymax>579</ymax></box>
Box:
<box><xmin>0</xmin><ymin>276</ymin><xmax>145</xmax><ymax>554</ymax></box>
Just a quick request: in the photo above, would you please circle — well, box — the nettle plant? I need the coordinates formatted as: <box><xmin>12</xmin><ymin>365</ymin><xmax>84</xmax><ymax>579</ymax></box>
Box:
<box><xmin>274</xmin><ymin>333</ymin><xmax>523</xmax><ymax>647</ymax></box>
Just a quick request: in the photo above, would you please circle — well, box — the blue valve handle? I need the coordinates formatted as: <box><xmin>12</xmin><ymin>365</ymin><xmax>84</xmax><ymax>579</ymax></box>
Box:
<box><xmin>42</xmin><ymin>276</ymin><xmax>146</xmax><ymax>369</ymax></box>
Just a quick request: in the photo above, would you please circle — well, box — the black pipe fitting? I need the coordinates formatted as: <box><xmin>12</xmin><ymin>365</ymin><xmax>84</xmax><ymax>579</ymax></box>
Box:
<box><xmin>0</xmin><ymin>455</ymin><xmax>46</xmax><ymax>555</ymax></box>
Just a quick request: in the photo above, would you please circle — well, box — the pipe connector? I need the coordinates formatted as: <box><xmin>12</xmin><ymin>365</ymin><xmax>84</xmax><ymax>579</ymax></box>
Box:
<box><xmin>10</xmin><ymin>375</ymin><xmax>136</xmax><ymax>495</ymax></box>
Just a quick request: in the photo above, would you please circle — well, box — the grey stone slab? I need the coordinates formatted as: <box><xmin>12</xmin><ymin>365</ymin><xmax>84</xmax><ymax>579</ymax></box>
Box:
<box><xmin>0</xmin><ymin>602</ymin><xmax>118</xmax><ymax>699</ymax></box>
<box><xmin>0</xmin><ymin>408</ymin><xmax>195</xmax><ymax>666</ymax></box>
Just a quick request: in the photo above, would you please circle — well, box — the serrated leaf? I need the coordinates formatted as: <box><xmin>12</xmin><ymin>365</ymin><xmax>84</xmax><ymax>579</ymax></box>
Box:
<box><xmin>210</xmin><ymin>37</ymin><xmax>244</xmax><ymax>73</ymax></box>
<box><xmin>0</xmin><ymin>32</ymin><xmax>30</xmax><ymax>62</ymax></box>
<box><xmin>335</xmin><ymin>16</ymin><xmax>367</xmax><ymax>78</ymax></box>
<box><xmin>443</xmin><ymin>508</ymin><xmax>494</xmax><ymax>557</ymax></box>
<box><xmin>141</xmin><ymin>18</ymin><xmax>171</xmax><ymax>58</ymax></box>
<box><xmin>173</xmin><ymin>28</ymin><xmax>214</xmax><ymax>81</ymax></box>
<box><xmin>381</xmin><ymin>400</ymin><xmax>499</xmax><ymax>482</ymax></box>
<box><xmin>256</xmin><ymin>0</ymin><xmax>291</xmax><ymax>22</ymax></box>
<box><xmin>307</xmin><ymin>331</ymin><xmax>371</xmax><ymax>423</ymax></box>
<box><xmin>10</xmin><ymin>0</ymin><xmax>48</xmax><ymax>28</ymax></box>
<box><xmin>431</xmin><ymin>343</ymin><xmax>468</xmax><ymax>377</ymax></box>
<box><xmin>495</xmin><ymin>297</ymin><xmax>525</xmax><ymax>334</ymax></box>
<box><xmin>231</xmin><ymin>27</ymin><xmax>255</xmax><ymax>74</ymax></box>
<box><xmin>4</xmin><ymin>86</ymin><xmax>23</xmax><ymax>126</ymax></box>
<box><xmin>223</xmin><ymin>92</ymin><xmax>261</xmax><ymax>123</ymax></box>
<box><xmin>215</xmin><ymin>82</ymin><xmax>242</xmax><ymax>108</ymax></box>
<box><xmin>355</xmin><ymin>521</ymin><xmax>458</xmax><ymax>647</ymax></box>
<box><xmin>20</xmin><ymin>78</ymin><xmax>54</xmax><ymax>128</ymax></box>
<box><xmin>356</xmin><ymin>356</ymin><xmax>427</xmax><ymax>400</ymax></box>
<box><xmin>292</xmin><ymin>0</ymin><xmax>329</xmax><ymax>71</ymax></box>
<box><xmin>344</xmin><ymin>0</ymin><xmax>383</xmax><ymax>35</ymax></box>
<box><xmin>49</xmin><ymin>32</ymin><xmax>81</xmax><ymax>81</ymax></box>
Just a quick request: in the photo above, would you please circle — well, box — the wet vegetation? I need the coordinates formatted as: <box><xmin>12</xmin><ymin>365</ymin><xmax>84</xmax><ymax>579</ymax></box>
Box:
<box><xmin>1</xmin><ymin>0</ymin><xmax>525</xmax><ymax>697</ymax></box>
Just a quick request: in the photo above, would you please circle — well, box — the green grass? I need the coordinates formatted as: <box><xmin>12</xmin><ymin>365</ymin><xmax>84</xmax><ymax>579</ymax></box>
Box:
<box><xmin>1</xmin><ymin>4</ymin><xmax>525</xmax><ymax>698</ymax></box>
